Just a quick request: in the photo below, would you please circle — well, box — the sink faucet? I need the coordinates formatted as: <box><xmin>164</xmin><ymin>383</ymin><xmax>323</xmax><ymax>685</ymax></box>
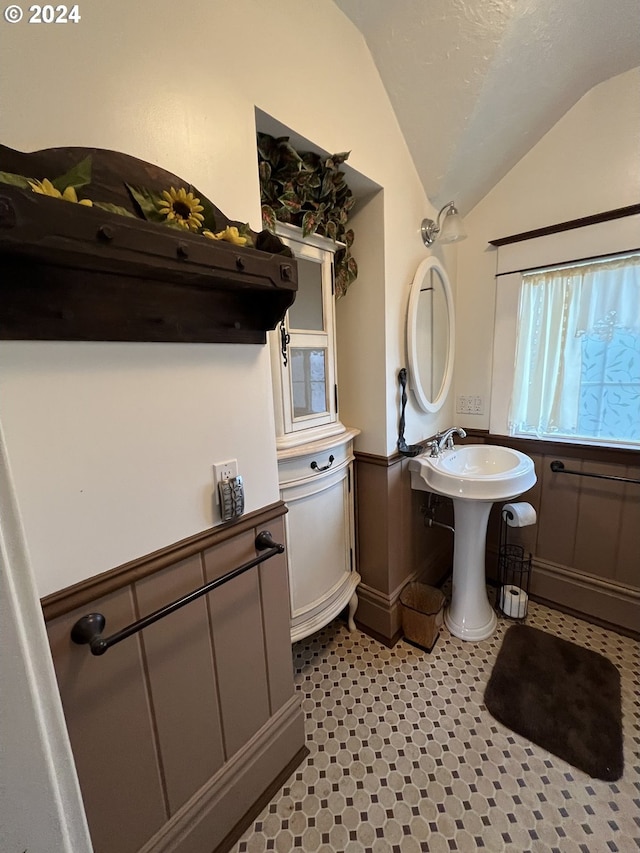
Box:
<box><xmin>428</xmin><ymin>426</ymin><xmax>467</xmax><ymax>456</ymax></box>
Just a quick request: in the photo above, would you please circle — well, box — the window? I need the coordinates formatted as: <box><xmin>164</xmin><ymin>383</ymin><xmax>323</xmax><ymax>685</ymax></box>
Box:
<box><xmin>508</xmin><ymin>253</ymin><xmax>640</xmax><ymax>446</ymax></box>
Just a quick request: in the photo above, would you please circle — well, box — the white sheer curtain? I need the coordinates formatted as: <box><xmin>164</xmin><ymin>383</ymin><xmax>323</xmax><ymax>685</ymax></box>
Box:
<box><xmin>509</xmin><ymin>253</ymin><xmax>640</xmax><ymax>441</ymax></box>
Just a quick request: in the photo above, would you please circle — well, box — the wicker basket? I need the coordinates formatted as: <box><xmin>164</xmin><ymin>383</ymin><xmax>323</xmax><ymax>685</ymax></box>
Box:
<box><xmin>400</xmin><ymin>582</ymin><xmax>446</xmax><ymax>651</ymax></box>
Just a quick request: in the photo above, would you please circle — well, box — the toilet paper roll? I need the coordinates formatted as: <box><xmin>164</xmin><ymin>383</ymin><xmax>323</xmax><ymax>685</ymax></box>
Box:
<box><xmin>499</xmin><ymin>584</ymin><xmax>529</xmax><ymax>619</ymax></box>
<box><xmin>502</xmin><ymin>502</ymin><xmax>537</xmax><ymax>527</ymax></box>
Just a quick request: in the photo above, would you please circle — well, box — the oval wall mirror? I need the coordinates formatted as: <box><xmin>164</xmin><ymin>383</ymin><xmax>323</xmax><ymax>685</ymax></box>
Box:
<box><xmin>406</xmin><ymin>256</ymin><xmax>455</xmax><ymax>413</ymax></box>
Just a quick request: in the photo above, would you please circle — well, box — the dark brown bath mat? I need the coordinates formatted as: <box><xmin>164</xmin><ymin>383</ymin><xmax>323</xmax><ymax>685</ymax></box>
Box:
<box><xmin>484</xmin><ymin>624</ymin><xmax>623</xmax><ymax>781</ymax></box>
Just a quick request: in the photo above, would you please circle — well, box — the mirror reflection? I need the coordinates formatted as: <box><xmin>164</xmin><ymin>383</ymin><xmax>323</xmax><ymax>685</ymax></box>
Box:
<box><xmin>406</xmin><ymin>257</ymin><xmax>455</xmax><ymax>413</ymax></box>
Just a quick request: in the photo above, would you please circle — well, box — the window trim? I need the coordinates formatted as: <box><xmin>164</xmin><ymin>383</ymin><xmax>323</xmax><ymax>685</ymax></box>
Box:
<box><xmin>489</xmin><ymin>203</ymin><xmax>640</xmax><ymax>247</ymax></box>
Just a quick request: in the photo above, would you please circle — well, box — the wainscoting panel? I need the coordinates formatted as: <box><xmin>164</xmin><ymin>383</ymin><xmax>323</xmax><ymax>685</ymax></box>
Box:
<box><xmin>357</xmin><ymin>435</ymin><xmax>639</xmax><ymax>640</ymax></box>
<box><xmin>47</xmin><ymin>587</ymin><xmax>168</xmax><ymax>853</ymax></box>
<box><xmin>257</xmin><ymin>528</ymin><xmax>297</xmax><ymax>713</ymax></box>
<box><xmin>617</xmin><ymin>465</ymin><xmax>640</xmax><ymax>587</ymax></box>
<box><xmin>204</xmin><ymin>532</ymin><xmax>271</xmax><ymax>758</ymax></box>
<box><xmin>134</xmin><ymin>553</ymin><xmax>225</xmax><ymax>816</ymax></box>
<box><xmin>474</xmin><ymin>433</ymin><xmax>640</xmax><ymax>637</ymax></box>
<box><xmin>573</xmin><ymin>459</ymin><xmax>630</xmax><ymax>579</ymax></box>
<box><xmin>354</xmin><ymin>452</ymin><xmax>453</xmax><ymax>644</ymax></box>
<box><xmin>43</xmin><ymin>504</ymin><xmax>305</xmax><ymax>853</ymax></box>
<box><xmin>535</xmin><ymin>453</ymin><xmax>582</xmax><ymax>568</ymax></box>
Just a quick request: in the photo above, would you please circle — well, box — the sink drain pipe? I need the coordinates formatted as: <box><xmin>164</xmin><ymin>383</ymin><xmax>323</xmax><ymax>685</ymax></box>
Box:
<box><xmin>421</xmin><ymin>493</ymin><xmax>455</xmax><ymax>534</ymax></box>
<box><xmin>425</xmin><ymin>516</ymin><xmax>455</xmax><ymax>534</ymax></box>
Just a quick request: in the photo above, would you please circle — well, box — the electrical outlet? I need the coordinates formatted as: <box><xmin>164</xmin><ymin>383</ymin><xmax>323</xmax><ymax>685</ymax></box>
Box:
<box><xmin>213</xmin><ymin>459</ymin><xmax>238</xmax><ymax>504</ymax></box>
<box><xmin>456</xmin><ymin>395</ymin><xmax>472</xmax><ymax>414</ymax></box>
<box><xmin>457</xmin><ymin>395</ymin><xmax>485</xmax><ymax>414</ymax></box>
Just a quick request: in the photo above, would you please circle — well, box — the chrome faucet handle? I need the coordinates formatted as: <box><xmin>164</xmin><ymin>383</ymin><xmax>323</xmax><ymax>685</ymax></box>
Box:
<box><xmin>427</xmin><ymin>439</ymin><xmax>440</xmax><ymax>457</ymax></box>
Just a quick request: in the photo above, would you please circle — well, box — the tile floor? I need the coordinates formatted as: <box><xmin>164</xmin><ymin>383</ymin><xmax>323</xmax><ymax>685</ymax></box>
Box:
<box><xmin>232</xmin><ymin>595</ymin><xmax>640</xmax><ymax>853</ymax></box>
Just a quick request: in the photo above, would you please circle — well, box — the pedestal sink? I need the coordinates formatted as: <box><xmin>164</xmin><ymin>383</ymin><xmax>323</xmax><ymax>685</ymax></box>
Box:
<box><xmin>409</xmin><ymin>444</ymin><xmax>536</xmax><ymax>641</ymax></box>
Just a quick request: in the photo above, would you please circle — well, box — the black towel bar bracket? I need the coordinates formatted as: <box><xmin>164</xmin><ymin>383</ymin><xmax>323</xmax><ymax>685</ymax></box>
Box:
<box><xmin>550</xmin><ymin>460</ymin><xmax>640</xmax><ymax>485</ymax></box>
<box><xmin>71</xmin><ymin>530</ymin><xmax>284</xmax><ymax>656</ymax></box>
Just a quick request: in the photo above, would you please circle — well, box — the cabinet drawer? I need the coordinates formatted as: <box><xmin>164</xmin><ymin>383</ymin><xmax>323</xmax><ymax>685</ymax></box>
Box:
<box><xmin>277</xmin><ymin>433</ymin><xmax>356</xmax><ymax>485</ymax></box>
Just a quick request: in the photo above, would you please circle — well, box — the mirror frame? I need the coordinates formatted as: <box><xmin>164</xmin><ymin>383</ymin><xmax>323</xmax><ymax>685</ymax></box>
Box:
<box><xmin>406</xmin><ymin>256</ymin><xmax>455</xmax><ymax>413</ymax></box>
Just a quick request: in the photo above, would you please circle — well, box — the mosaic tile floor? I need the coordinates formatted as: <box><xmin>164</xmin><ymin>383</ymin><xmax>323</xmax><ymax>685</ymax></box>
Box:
<box><xmin>232</xmin><ymin>595</ymin><xmax>640</xmax><ymax>853</ymax></box>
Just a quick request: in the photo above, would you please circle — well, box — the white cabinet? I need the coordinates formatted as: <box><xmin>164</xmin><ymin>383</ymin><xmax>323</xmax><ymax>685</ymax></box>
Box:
<box><xmin>269</xmin><ymin>224</ymin><xmax>360</xmax><ymax>642</ymax></box>
<box><xmin>278</xmin><ymin>431</ymin><xmax>360</xmax><ymax>642</ymax></box>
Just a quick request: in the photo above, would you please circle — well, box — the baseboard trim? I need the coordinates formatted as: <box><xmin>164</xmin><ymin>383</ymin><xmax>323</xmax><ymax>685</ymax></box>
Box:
<box><xmin>213</xmin><ymin>745</ymin><xmax>310</xmax><ymax>853</ymax></box>
<box><xmin>355</xmin><ymin>621</ymin><xmax>403</xmax><ymax>648</ymax></box>
<box><xmin>356</xmin><ymin>560</ymin><xmax>451</xmax><ymax>646</ymax></box>
<box><xmin>139</xmin><ymin>694</ymin><xmax>305</xmax><ymax>853</ymax></box>
<box><xmin>530</xmin><ymin>594</ymin><xmax>639</xmax><ymax>641</ymax></box>
<box><xmin>355</xmin><ymin>578</ymin><xmax>414</xmax><ymax>644</ymax></box>
<box><xmin>530</xmin><ymin>557</ymin><xmax>640</xmax><ymax>636</ymax></box>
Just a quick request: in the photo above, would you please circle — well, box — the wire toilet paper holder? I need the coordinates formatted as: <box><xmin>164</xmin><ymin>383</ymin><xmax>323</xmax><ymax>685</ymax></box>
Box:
<box><xmin>496</xmin><ymin>505</ymin><xmax>533</xmax><ymax>621</ymax></box>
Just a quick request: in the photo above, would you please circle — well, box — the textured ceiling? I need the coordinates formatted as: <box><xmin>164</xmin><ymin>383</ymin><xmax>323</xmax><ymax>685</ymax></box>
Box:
<box><xmin>334</xmin><ymin>0</ymin><xmax>640</xmax><ymax>214</ymax></box>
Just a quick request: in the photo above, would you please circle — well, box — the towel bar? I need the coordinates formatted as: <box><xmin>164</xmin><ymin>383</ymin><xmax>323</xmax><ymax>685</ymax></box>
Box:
<box><xmin>70</xmin><ymin>530</ymin><xmax>284</xmax><ymax>656</ymax></box>
<box><xmin>550</xmin><ymin>460</ymin><xmax>640</xmax><ymax>485</ymax></box>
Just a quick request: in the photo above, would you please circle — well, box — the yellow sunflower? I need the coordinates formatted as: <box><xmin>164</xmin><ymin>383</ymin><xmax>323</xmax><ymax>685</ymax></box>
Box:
<box><xmin>29</xmin><ymin>178</ymin><xmax>93</xmax><ymax>206</ymax></box>
<box><xmin>202</xmin><ymin>225</ymin><xmax>248</xmax><ymax>246</ymax></box>
<box><xmin>158</xmin><ymin>187</ymin><xmax>204</xmax><ymax>231</ymax></box>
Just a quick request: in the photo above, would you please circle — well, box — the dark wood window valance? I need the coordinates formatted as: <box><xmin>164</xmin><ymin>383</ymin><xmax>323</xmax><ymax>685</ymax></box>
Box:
<box><xmin>0</xmin><ymin>145</ymin><xmax>298</xmax><ymax>344</ymax></box>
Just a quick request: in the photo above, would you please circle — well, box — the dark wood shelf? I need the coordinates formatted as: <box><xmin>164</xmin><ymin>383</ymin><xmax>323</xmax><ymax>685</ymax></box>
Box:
<box><xmin>0</xmin><ymin>146</ymin><xmax>297</xmax><ymax>344</ymax></box>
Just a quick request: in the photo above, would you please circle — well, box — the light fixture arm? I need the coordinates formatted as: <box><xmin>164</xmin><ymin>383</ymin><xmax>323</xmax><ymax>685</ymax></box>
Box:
<box><xmin>421</xmin><ymin>201</ymin><xmax>456</xmax><ymax>247</ymax></box>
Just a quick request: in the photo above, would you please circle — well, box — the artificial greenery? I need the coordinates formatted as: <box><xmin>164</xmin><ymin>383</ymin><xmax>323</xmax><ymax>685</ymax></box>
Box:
<box><xmin>257</xmin><ymin>132</ymin><xmax>358</xmax><ymax>298</ymax></box>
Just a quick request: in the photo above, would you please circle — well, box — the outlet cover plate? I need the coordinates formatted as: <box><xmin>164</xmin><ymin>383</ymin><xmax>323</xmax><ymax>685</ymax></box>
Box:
<box><xmin>213</xmin><ymin>459</ymin><xmax>238</xmax><ymax>504</ymax></box>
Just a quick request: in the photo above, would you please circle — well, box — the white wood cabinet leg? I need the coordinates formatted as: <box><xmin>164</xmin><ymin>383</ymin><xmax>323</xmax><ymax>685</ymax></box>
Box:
<box><xmin>347</xmin><ymin>589</ymin><xmax>358</xmax><ymax>632</ymax></box>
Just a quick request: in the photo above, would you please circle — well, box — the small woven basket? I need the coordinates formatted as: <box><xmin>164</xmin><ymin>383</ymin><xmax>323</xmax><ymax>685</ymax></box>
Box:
<box><xmin>400</xmin><ymin>582</ymin><xmax>446</xmax><ymax>651</ymax></box>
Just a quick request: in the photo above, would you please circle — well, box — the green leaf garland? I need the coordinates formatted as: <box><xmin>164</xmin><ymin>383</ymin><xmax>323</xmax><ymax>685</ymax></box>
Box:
<box><xmin>257</xmin><ymin>132</ymin><xmax>358</xmax><ymax>296</ymax></box>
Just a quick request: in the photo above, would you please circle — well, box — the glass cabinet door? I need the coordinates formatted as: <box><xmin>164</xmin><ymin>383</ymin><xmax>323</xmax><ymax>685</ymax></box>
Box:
<box><xmin>291</xmin><ymin>347</ymin><xmax>328</xmax><ymax>417</ymax></box>
<box><xmin>276</xmin><ymin>228</ymin><xmax>338</xmax><ymax>435</ymax></box>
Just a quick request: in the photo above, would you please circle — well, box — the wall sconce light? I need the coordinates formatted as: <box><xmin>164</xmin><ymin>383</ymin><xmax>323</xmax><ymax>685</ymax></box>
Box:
<box><xmin>421</xmin><ymin>201</ymin><xmax>467</xmax><ymax>247</ymax></box>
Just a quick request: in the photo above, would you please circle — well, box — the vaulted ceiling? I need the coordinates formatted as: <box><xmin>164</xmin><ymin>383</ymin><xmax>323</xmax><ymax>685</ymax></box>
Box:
<box><xmin>334</xmin><ymin>0</ymin><xmax>640</xmax><ymax>214</ymax></box>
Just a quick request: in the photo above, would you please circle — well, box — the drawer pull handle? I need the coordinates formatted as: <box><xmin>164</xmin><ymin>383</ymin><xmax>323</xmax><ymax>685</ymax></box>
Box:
<box><xmin>310</xmin><ymin>454</ymin><xmax>334</xmax><ymax>472</ymax></box>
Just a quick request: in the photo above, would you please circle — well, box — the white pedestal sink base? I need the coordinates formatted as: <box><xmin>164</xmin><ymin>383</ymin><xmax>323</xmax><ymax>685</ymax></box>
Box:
<box><xmin>408</xmin><ymin>443</ymin><xmax>537</xmax><ymax>643</ymax></box>
<box><xmin>445</xmin><ymin>499</ymin><xmax>497</xmax><ymax>642</ymax></box>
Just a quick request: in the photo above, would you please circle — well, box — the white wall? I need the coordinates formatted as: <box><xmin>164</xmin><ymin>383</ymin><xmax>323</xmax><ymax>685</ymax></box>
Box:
<box><xmin>0</xmin><ymin>342</ymin><xmax>279</xmax><ymax>595</ymax></box>
<box><xmin>0</xmin><ymin>429</ymin><xmax>92</xmax><ymax>853</ymax></box>
<box><xmin>0</xmin><ymin>0</ymin><xmax>439</xmax><ymax>596</ymax></box>
<box><xmin>455</xmin><ymin>67</ymin><xmax>640</xmax><ymax>430</ymax></box>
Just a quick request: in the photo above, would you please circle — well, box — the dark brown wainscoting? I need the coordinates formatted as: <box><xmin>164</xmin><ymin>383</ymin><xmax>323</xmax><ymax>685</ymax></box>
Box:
<box><xmin>44</xmin><ymin>503</ymin><xmax>305</xmax><ymax>853</ymax></box>
<box><xmin>355</xmin><ymin>435</ymin><xmax>639</xmax><ymax>639</ymax></box>
<box><xmin>464</xmin><ymin>431</ymin><xmax>640</xmax><ymax>638</ymax></box>
<box><xmin>354</xmin><ymin>450</ymin><xmax>453</xmax><ymax>645</ymax></box>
